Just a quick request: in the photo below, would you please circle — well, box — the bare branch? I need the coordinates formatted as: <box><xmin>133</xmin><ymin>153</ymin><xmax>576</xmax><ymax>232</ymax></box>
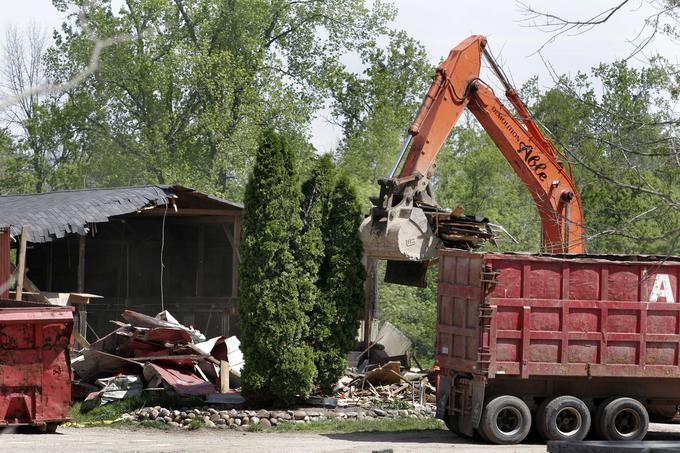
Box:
<box><xmin>0</xmin><ymin>1</ymin><xmax>142</xmax><ymax>112</ymax></box>
<box><xmin>518</xmin><ymin>1</ymin><xmax>631</xmax><ymax>55</ymax></box>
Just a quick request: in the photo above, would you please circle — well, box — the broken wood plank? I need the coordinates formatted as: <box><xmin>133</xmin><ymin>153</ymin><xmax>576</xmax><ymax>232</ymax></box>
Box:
<box><xmin>15</xmin><ymin>226</ymin><xmax>27</xmax><ymax>301</ymax></box>
<box><xmin>220</xmin><ymin>360</ymin><xmax>230</xmax><ymax>393</ymax></box>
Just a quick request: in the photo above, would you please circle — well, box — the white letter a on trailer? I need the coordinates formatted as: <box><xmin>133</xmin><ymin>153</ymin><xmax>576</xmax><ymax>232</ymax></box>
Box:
<box><xmin>650</xmin><ymin>274</ymin><xmax>675</xmax><ymax>303</ymax></box>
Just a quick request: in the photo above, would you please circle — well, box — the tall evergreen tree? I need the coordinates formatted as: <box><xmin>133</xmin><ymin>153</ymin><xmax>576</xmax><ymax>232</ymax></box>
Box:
<box><xmin>298</xmin><ymin>155</ymin><xmax>337</xmax><ymax>393</ymax></box>
<box><xmin>317</xmin><ymin>176</ymin><xmax>367</xmax><ymax>391</ymax></box>
<box><xmin>238</xmin><ymin>128</ymin><xmax>315</xmax><ymax>405</ymax></box>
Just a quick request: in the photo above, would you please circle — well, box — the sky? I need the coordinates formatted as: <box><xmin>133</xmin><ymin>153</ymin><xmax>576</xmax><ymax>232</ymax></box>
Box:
<box><xmin>2</xmin><ymin>0</ymin><xmax>678</xmax><ymax>151</ymax></box>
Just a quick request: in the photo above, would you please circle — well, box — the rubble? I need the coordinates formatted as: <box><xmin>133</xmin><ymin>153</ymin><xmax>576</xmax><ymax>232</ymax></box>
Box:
<box><xmin>72</xmin><ymin>309</ymin><xmax>244</xmax><ymax>409</ymax></box>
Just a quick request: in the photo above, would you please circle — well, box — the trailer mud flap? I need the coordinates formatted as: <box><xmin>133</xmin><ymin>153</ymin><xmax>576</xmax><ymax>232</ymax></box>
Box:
<box><xmin>436</xmin><ymin>375</ymin><xmax>450</xmax><ymax>420</ymax></box>
<box><xmin>471</xmin><ymin>375</ymin><xmax>485</xmax><ymax>428</ymax></box>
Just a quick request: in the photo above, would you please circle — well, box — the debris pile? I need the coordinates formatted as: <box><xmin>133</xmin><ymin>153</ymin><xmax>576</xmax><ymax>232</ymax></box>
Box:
<box><xmin>336</xmin><ymin>321</ymin><xmax>436</xmax><ymax>411</ymax></box>
<box><xmin>336</xmin><ymin>363</ymin><xmax>436</xmax><ymax>410</ymax></box>
<box><xmin>73</xmin><ymin>309</ymin><xmax>245</xmax><ymax>409</ymax></box>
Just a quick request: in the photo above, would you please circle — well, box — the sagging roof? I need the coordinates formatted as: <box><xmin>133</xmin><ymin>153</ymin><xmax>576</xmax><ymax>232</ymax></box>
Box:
<box><xmin>0</xmin><ymin>184</ymin><xmax>242</xmax><ymax>243</ymax></box>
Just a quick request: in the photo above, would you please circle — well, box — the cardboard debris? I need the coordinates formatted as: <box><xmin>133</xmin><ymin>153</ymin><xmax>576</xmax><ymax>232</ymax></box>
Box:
<box><xmin>365</xmin><ymin>361</ymin><xmax>402</xmax><ymax>385</ymax></box>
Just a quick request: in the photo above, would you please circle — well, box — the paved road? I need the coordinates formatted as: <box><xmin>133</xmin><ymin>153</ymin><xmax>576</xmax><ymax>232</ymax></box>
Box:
<box><xmin>1</xmin><ymin>423</ymin><xmax>680</xmax><ymax>453</ymax></box>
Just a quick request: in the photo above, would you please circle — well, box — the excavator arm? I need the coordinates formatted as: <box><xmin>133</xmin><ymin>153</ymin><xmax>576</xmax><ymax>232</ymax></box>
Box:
<box><xmin>360</xmin><ymin>35</ymin><xmax>585</xmax><ymax>283</ymax></box>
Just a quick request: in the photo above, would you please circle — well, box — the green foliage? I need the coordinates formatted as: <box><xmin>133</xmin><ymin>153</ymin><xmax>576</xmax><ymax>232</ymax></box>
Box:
<box><xmin>16</xmin><ymin>0</ymin><xmax>395</xmax><ymax>199</ymax></box>
<box><xmin>0</xmin><ymin>129</ymin><xmax>35</xmax><ymax>194</ymax></box>
<box><xmin>379</xmin><ymin>265</ymin><xmax>438</xmax><ymax>365</ymax></box>
<box><xmin>315</xmin><ymin>176</ymin><xmax>366</xmax><ymax>390</ymax></box>
<box><xmin>298</xmin><ymin>155</ymin><xmax>338</xmax><ymax>393</ymax></box>
<box><xmin>334</xmin><ymin>31</ymin><xmax>433</xmax><ymax>206</ymax></box>
<box><xmin>239</xmin><ymin>129</ymin><xmax>315</xmax><ymax>406</ymax></box>
<box><xmin>531</xmin><ymin>58</ymin><xmax>680</xmax><ymax>255</ymax></box>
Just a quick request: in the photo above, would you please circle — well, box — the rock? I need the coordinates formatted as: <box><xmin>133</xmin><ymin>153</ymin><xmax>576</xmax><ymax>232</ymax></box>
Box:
<box><xmin>325</xmin><ymin>411</ymin><xmax>339</xmax><ymax>419</ymax></box>
<box><xmin>163</xmin><ymin>416</ymin><xmax>173</xmax><ymax>423</ymax></box>
<box><xmin>173</xmin><ymin>410</ymin><xmax>181</xmax><ymax>417</ymax></box>
<box><xmin>242</xmin><ymin>416</ymin><xmax>249</xmax><ymax>425</ymax></box>
<box><xmin>234</xmin><ymin>418</ymin><xmax>242</xmax><ymax>426</ymax></box>
<box><xmin>220</xmin><ymin>413</ymin><xmax>230</xmax><ymax>421</ymax></box>
<box><xmin>398</xmin><ymin>409</ymin><xmax>409</xmax><ymax>417</ymax></box>
<box><xmin>256</xmin><ymin>409</ymin><xmax>270</xmax><ymax>419</ymax></box>
<box><xmin>208</xmin><ymin>408</ymin><xmax>218</xmax><ymax>414</ymax></box>
<box><xmin>236</xmin><ymin>412</ymin><xmax>247</xmax><ymax>419</ymax></box>
<box><xmin>210</xmin><ymin>414</ymin><xmax>221</xmax><ymax>422</ymax></box>
<box><xmin>303</xmin><ymin>416</ymin><xmax>310</xmax><ymax>422</ymax></box>
<box><xmin>346</xmin><ymin>412</ymin><xmax>357</xmax><ymax>418</ymax></box>
<box><xmin>216</xmin><ymin>418</ymin><xmax>226</xmax><ymax>425</ymax></box>
<box><xmin>187</xmin><ymin>412</ymin><xmax>196</xmax><ymax>419</ymax></box>
<box><xmin>270</xmin><ymin>418</ymin><xmax>278</xmax><ymax>426</ymax></box>
<box><xmin>373</xmin><ymin>409</ymin><xmax>386</xmax><ymax>417</ymax></box>
<box><xmin>293</xmin><ymin>410</ymin><xmax>307</xmax><ymax>420</ymax></box>
<box><xmin>202</xmin><ymin>415</ymin><xmax>211</xmax><ymax>423</ymax></box>
<box><xmin>307</xmin><ymin>411</ymin><xmax>321</xmax><ymax>417</ymax></box>
<box><xmin>205</xmin><ymin>420</ymin><xmax>216</xmax><ymax>428</ymax></box>
<box><xmin>218</xmin><ymin>424</ymin><xmax>228</xmax><ymax>429</ymax></box>
<box><xmin>150</xmin><ymin>409</ymin><xmax>159</xmax><ymax>419</ymax></box>
<box><xmin>274</xmin><ymin>411</ymin><xmax>291</xmax><ymax>420</ymax></box>
<box><xmin>259</xmin><ymin>418</ymin><xmax>272</xmax><ymax>429</ymax></box>
<box><xmin>228</xmin><ymin>409</ymin><xmax>238</xmax><ymax>417</ymax></box>
<box><xmin>251</xmin><ymin>416</ymin><xmax>259</xmax><ymax>425</ymax></box>
<box><xmin>154</xmin><ymin>417</ymin><xmax>166</xmax><ymax>424</ymax></box>
<box><xmin>167</xmin><ymin>421</ymin><xmax>180</xmax><ymax>428</ymax></box>
<box><xmin>246</xmin><ymin>410</ymin><xmax>256</xmax><ymax>417</ymax></box>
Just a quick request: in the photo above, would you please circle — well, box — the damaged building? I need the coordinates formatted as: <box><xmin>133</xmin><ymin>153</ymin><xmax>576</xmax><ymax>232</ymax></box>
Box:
<box><xmin>0</xmin><ymin>185</ymin><xmax>242</xmax><ymax>341</ymax></box>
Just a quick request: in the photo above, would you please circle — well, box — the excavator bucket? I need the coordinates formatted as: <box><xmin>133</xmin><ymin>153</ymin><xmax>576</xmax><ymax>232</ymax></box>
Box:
<box><xmin>359</xmin><ymin>205</ymin><xmax>441</xmax><ymax>262</ymax></box>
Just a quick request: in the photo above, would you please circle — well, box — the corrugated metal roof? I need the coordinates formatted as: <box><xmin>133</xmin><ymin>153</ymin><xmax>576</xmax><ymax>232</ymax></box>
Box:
<box><xmin>0</xmin><ymin>185</ymin><xmax>241</xmax><ymax>243</ymax></box>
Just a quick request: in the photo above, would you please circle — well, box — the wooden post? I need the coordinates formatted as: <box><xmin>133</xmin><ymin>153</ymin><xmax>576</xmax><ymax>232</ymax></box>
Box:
<box><xmin>77</xmin><ymin>235</ymin><xmax>86</xmax><ymax>292</ymax></box>
<box><xmin>363</xmin><ymin>256</ymin><xmax>378</xmax><ymax>349</ymax></box>
<box><xmin>15</xmin><ymin>225</ymin><xmax>28</xmax><ymax>301</ymax></box>
<box><xmin>220</xmin><ymin>360</ymin><xmax>230</xmax><ymax>393</ymax></box>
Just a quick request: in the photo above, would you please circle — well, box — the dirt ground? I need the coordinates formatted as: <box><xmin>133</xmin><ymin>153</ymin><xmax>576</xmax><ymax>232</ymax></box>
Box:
<box><xmin>1</xmin><ymin>423</ymin><xmax>680</xmax><ymax>453</ymax></box>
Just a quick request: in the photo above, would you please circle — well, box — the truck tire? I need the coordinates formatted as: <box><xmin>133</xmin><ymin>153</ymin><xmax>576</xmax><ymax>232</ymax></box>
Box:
<box><xmin>595</xmin><ymin>397</ymin><xmax>648</xmax><ymax>441</ymax></box>
<box><xmin>536</xmin><ymin>395</ymin><xmax>590</xmax><ymax>441</ymax></box>
<box><xmin>479</xmin><ymin>395</ymin><xmax>532</xmax><ymax>444</ymax></box>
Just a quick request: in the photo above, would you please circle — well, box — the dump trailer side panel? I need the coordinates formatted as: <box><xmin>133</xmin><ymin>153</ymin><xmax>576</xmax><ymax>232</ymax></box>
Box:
<box><xmin>0</xmin><ymin>303</ymin><xmax>73</xmax><ymax>429</ymax></box>
<box><xmin>436</xmin><ymin>249</ymin><xmax>680</xmax><ymax>441</ymax></box>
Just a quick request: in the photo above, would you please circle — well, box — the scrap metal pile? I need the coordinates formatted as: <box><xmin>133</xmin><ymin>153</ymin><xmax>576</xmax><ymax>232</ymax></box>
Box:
<box><xmin>72</xmin><ymin>309</ymin><xmax>244</xmax><ymax>409</ymax></box>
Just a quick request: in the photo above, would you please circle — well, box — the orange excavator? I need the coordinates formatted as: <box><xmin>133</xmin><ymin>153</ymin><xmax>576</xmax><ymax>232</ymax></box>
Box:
<box><xmin>360</xmin><ymin>35</ymin><xmax>585</xmax><ymax>285</ymax></box>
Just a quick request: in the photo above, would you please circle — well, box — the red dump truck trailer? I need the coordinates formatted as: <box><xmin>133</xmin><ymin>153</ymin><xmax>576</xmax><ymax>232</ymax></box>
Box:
<box><xmin>0</xmin><ymin>301</ymin><xmax>73</xmax><ymax>432</ymax></box>
<box><xmin>436</xmin><ymin>249</ymin><xmax>680</xmax><ymax>444</ymax></box>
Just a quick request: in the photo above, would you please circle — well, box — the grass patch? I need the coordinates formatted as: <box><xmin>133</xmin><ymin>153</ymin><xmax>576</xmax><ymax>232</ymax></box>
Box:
<box><xmin>272</xmin><ymin>417</ymin><xmax>445</xmax><ymax>434</ymax></box>
<box><xmin>68</xmin><ymin>392</ymin><xmax>203</xmax><ymax>424</ymax></box>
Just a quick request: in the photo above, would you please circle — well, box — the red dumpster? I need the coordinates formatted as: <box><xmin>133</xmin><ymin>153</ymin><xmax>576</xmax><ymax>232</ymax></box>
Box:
<box><xmin>0</xmin><ymin>301</ymin><xmax>73</xmax><ymax>432</ymax></box>
<box><xmin>436</xmin><ymin>250</ymin><xmax>680</xmax><ymax>444</ymax></box>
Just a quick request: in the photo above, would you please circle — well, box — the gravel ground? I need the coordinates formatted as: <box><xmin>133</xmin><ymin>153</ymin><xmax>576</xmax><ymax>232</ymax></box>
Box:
<box><xmin>1</xmin><ymin>423</ymin><xmax>680</xmax><ymax>453</ymax></box>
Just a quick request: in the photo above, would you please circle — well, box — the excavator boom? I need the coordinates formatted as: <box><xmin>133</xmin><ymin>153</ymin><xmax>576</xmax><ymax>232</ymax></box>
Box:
<box><xmin>360</xmin><ymin>35</ymin><xmax>585</xmax><ymax>285</ymax></box>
